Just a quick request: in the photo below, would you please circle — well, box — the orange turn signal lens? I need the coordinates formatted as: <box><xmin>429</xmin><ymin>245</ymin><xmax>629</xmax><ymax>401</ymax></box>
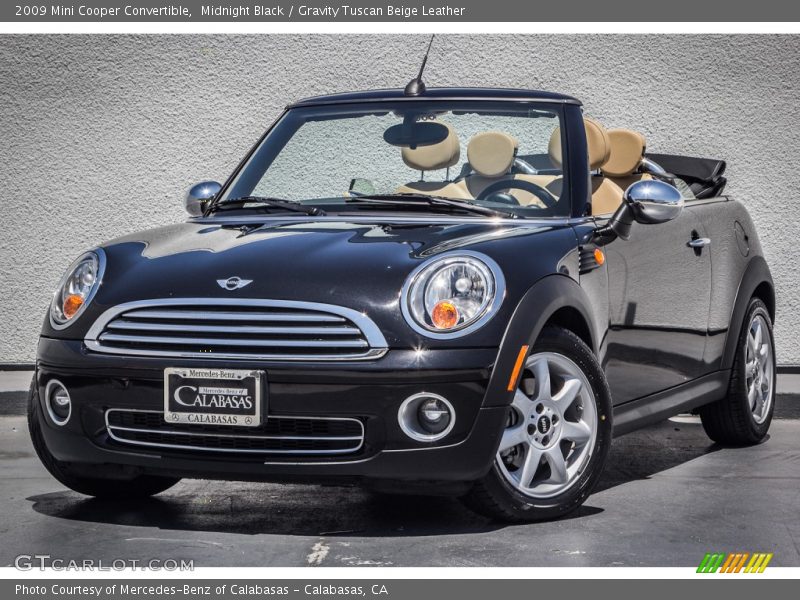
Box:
<box><xmin>507</xmin><ymin>345</ymin><xmax>530</xmax><ymax>391</ymax></box>
<box><xmin>62</xmin><ymin>294</ymin><xmax>85</xmax><ymax>319</ymax></box>
<box><xmin>431</xmin><ymin>300</ymin><xmax>459</xmax><ymax>330</ymax></box>
<box><xmin>593</xmin><ymin>248</ymin><xmax>606</xmax><ymax>266</ymax></box>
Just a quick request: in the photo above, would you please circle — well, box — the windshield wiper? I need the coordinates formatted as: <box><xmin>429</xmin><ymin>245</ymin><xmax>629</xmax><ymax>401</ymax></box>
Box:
<box><xmin>206</xmin><ymin>196</ymin><xmax>325</xmax><ymax>216</ymax></box>
<box><xmin>345</xmin><ymin>193</ymin><xmax>517</xmax><ymax>219</ymax></box>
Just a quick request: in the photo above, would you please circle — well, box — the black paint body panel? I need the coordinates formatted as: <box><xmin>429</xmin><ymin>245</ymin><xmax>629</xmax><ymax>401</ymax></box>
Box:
<box><xmin>34</xmin><ymin>89</ymin><xmax>775</xmax><ymax>487</ymax></box>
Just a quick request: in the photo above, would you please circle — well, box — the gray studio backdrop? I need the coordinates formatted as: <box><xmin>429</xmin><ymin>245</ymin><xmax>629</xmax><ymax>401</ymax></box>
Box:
<box><xmin>1</xmin><ymin>35</ymin><xmax>798</xmax><ymax>365</ymax></box>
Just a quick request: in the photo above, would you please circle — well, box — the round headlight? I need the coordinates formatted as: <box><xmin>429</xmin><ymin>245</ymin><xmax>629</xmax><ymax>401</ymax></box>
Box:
<box><xmin>401</xmin><ymin>252</ymin><xmax>504</xmax><ymax>338</ymax></box>
<box><xmin>50</xmin><ymin>250</ymin><xmax>104</xmax><ymax>328</ymax></box>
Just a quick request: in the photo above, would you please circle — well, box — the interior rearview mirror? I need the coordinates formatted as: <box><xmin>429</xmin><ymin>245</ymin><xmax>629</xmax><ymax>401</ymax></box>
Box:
<box><xmin>603</xmin><ymin>179</ymin><xmax>684</xmax><ymax>241</ymax></box>
<box><xmin>383</xmin><ymin>121</ymin><xmax>449</xmax><ymax>148</ymax></box>
<box><xmin>185</xmin><ymin>181</ymin><xmax>221</xmax><ymax>216</ymax></box>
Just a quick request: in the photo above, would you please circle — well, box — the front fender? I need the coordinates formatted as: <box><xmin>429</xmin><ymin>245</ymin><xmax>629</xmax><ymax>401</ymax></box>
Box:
<box><xmin>483</xmin><ymin>274</ymin><xmax>597</xmax><ymax>408</ymax></box>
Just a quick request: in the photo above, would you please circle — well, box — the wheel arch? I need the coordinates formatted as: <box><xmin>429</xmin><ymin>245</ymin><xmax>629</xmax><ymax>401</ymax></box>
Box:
<box><xmin>752</xmin><ymin>280</ymin><xmax>776</xmax><ymax>322</ymax></box>
<box><xmin>543</xmin><ymin>306</ymin><xmax>594</xmax><ymax>352</ymax></box>
<box><xmin>483</xmin><ymin>274</ymin><xmax>598</xmax><ymax>408</ymax></box>
<box><xmin>721</xmin><ymin>255</ymin><xmax>775</xmax><ymax>371</ymax></box>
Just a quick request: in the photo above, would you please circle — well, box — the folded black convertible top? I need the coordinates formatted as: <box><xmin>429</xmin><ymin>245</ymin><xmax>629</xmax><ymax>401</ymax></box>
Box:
<box><xmin>647</xmin><ymin>153</ymin><xmax>727</xmax><ymax>199</ymax></box>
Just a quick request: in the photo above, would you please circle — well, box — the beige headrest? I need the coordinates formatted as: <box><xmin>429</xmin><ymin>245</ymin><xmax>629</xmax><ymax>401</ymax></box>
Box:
<box><xmin>602</xmin><ymin>129</ymin><xmax>647</xmax><ymax>177</ymax></box>
<box><xmin>402</xmin><ymin>122</ymin><xmax>461</xmax><ymax>171</ymax></box>
<box><xmin>467</xmin><ymin>131</ymin><xmax>519</xmax><ymax>178</ymax></box>
<box><xmin>548</xmin><ymin>117</ymin><xmax>612</xmax><ymax>171</ymax></box>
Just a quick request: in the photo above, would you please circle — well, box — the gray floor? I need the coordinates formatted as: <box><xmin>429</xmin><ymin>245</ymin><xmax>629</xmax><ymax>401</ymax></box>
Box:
<box><xmin>1</xmin><ymin>380</ymin><xmax>799</xmax><ymax>567</ymax></box>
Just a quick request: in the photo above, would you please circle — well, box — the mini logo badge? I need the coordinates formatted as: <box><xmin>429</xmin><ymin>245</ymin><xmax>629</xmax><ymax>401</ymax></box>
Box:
<box><xmin>537</xmin><ymin>415</ymin><xmax>551</xmax><ymax>435</ymax></box>
<box><xmin>217</xmin><ymin>276</ymin><xmax>252</xmax><ymax>291</ymax></box>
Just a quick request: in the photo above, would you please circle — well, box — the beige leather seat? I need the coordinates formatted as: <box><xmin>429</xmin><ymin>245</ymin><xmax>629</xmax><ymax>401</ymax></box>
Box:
<box><xmin>396</xmin><ymin>122</ymin><xmax>472</xmax><ymax>199</ymax></box>
<box><xmin>548</xmin><ymin>117</ymin><xmax>625</xmax><ymax>216</ymax></box>
<box><xmin>455</xmin><ymin>131</ymin><xmax>557</xmax><ymax>207</ymax></box>
<box><xmin>602</xmin><ymin>128</ymin><xmax>652</xmax><ymax>192</ymax></box>
<box><xmin>603</xmin><ymin>128</ymin><xmax>695</xmax><ymax>199</ymax></box>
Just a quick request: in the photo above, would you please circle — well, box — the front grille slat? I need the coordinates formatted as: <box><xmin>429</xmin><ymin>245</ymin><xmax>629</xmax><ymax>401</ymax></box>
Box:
<box><xmin>123</xmin><ymin>309</ymin><xmax>346</xmax><ymax>323</ymax></box>
<box><xmin>98</xmin><ymin>333</ymin><xmax>370</xmax><ymax>348</ymax></box>
<box><xmin>105</xmin><ymin>409</ymin><xmax>365</xmax><ymax>456</ymax></box>
<box><xmin>85</xmin><ymin>299</ymin><xmax>388</xmax><ymax>361</ymax></box>
<box><xmin>109</xmin><ymin>425</ymin><xmax>362</xmax><ymax>442</ymax></box>
<box><xmin>106</xmin><ymin>321</ymin><xmax>361</xmax><ymax>336</ymax></box>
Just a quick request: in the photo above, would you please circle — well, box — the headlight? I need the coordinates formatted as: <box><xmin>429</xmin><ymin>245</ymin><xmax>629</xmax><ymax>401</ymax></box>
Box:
<box><xmin>50</xmin><ymin>250</ymin><xmax>104</xmax><ymax>328</ymax></box>
<box><xmin>401</xmin><ymin>252</ymin><xmax>505</xmax><ymax>338</ymax></box>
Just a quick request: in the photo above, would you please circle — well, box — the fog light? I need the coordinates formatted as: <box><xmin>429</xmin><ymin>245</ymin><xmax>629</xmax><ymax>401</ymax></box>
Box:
<box><xmin>45</xmin><ymin>379</ymin><xmax>71</xmax><ymax>426</ymax></box>
<box><xmin>417</xmin><ymin>397</ymin><xmax>451</xmax><ymax>434</ymax></box>
<box><xmin>398</xmin><ymin>393</ymin><xmax>455</xmax><ymax>442</ymax></box>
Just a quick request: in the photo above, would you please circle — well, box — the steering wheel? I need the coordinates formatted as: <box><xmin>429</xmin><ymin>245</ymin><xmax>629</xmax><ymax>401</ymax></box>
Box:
<box><xmin>476</xmin><ymin>179</ymin><xmax>558</xmax><ymax>208</ymax></box>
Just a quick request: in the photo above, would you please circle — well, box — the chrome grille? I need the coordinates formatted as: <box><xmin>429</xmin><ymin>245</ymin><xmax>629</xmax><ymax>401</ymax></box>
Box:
<box><xmin>85</xmin><ymin>299</ymin><xmax>388</xmax><ymax>361</ymax></box>
<box><xmin>105</xmin><ymin>409</ymin><xmax>365</xmax><ymax>456</ymax></box>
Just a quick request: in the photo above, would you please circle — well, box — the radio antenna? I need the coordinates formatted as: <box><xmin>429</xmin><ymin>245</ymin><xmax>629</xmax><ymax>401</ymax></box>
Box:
<box><xmin>404</xmin><ymin>35</ymin><xmax>435</xmax><ymax>96</ymax></box>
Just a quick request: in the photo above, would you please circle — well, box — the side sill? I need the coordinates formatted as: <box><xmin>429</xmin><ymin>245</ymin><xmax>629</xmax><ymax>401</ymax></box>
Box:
<box><xmin>612</xmin><ymin>370</ymin><xmax>730</xmax><ymax>437</ymax></box>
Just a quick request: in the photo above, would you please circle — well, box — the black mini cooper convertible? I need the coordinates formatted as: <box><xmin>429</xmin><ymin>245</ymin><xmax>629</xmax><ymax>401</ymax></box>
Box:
<box><xmin>30</xmin><ymin>86</ymin><xmax>776</xmax><ymax>521</ymax></box>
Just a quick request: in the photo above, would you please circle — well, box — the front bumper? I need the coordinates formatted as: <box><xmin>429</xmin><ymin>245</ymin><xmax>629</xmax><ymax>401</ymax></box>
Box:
<box><xmin>35</xmin><ymin>337</ymin><xmax>507</xmax><ymax>485</ymax></box>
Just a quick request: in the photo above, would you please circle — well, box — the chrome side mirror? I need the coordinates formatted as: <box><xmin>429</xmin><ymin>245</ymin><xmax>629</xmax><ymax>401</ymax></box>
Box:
<box><xmin>185</xmin><ymin>181</ymin><xmax>221</xmax><ymax>216</ymax></box>
<box><xmin>603</xmin><ymin>179</ymin><xmax>684</xmax><ymax>241</ymax></box>
<box><xmin>624</xmin><ymin>179</ymin><xmax>684</xmax><ymax>225</ymax></box>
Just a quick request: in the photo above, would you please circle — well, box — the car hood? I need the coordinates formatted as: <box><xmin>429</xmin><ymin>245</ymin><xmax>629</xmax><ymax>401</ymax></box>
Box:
<box><xmin>53</xmin><ymin>217</ymin><xmax>580</xmax><ymax>348</ymax></box>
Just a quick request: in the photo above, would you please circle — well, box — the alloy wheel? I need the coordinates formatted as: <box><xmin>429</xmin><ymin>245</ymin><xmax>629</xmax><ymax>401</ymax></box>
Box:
<box><xmin>496</xmin><ymin>352</ymin><xmax>598</xmax><ymax>499</ymax></box>
<box><xmin>745</xmin><ymin>314</ymin><xmax>774</xmax><ymax>424</ymax></box>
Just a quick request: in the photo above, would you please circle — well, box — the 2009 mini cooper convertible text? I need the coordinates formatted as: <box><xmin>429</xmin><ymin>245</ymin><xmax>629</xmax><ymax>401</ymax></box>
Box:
<box><xmin>30</xmin><ymin>86</ymin><xmax>776</xmax><ymax>521</ymax></box>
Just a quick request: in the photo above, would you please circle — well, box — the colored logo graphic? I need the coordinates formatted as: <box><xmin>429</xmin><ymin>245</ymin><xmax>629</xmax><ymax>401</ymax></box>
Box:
<box><xmin>697</xmin><ymin>552</ymin><xmax>773</xmax><ymax>573</ymax></box>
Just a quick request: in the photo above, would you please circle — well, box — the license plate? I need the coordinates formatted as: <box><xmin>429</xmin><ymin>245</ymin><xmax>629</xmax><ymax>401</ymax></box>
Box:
<box><xmin>164</xmin><ymin>368</ymin><xmax>263</xmax><ymax>427</ymax></box>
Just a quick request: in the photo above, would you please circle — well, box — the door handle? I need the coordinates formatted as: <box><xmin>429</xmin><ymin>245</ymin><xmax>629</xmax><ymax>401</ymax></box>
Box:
<box><xmin>688</xmin><ymin>237</ymin><xmax>711</xmax><ymax>249</ymax></box>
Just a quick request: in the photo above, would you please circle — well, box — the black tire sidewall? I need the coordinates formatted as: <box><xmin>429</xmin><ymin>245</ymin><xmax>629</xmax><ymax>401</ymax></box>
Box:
<box><xmin>480</xmin><ymin>327</ymin><xmax>613</xmax><ymax>520</ymax></box>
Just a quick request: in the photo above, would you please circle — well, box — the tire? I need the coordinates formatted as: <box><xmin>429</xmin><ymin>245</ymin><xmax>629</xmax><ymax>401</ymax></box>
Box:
<box><xmin>699</xmin><ymin>298</ymin><xmax>776</xmax><ymax>445</ymax></box>
<box><xmin>27</xmin><ymin>378</ymin><xmax>180</xmax><ymax>499</ymax></box>
<box><xmin>463</xmin><ymin>326</ymin><xmax>613</xmax><ymax>522</ymax></box>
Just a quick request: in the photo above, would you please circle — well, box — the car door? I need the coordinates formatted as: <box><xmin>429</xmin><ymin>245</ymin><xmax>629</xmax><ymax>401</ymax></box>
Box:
<box><xmin>601</xmin><ymin>206</ymin><xmax>712</xmax><ymax>404</ymax></box>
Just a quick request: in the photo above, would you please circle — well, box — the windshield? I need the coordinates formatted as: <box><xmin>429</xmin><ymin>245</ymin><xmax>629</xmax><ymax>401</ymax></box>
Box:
<box><xmin>220</xmin><ymin>100</ymin><xmax>570</xmax><ymax>218</ymax></box>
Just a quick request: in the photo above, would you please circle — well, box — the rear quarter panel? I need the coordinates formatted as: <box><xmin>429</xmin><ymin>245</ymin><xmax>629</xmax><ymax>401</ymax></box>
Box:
<box><xmin>687</xmin><ymin>197</ymin><xmax>769</xmax><ymax>370</ymax></box>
